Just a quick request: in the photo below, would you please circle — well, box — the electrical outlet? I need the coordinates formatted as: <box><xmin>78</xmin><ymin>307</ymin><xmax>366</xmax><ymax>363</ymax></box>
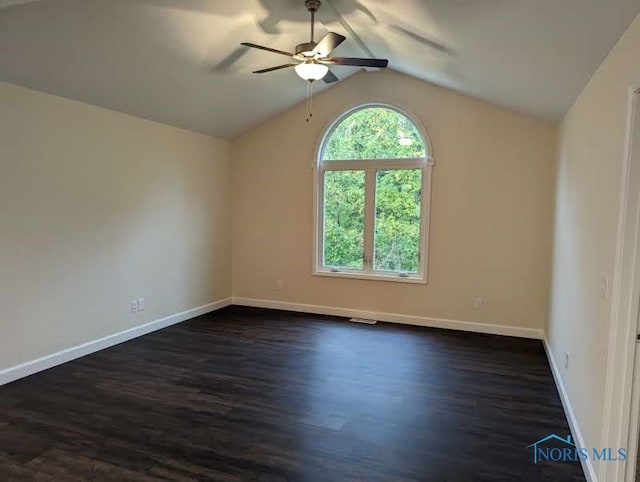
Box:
<box><xmin>276</xmin><ymin>280</ymin><xmax>284</xmax><ymax>291</ymax></box>
<box><xmin>138</xmin><ymin>298</ymin><xmax>145</xmax><ymax>312</ymax></box>
<box><xmin>473</xmin><ymin>297</ymin><xmax>484</xmax><ymax>310</ymax></box>
<box><xmin>565</xmin><ymin>352</ymin><xmax>569</xmax><ymax>370</ymax></box>
<box><xmin>131</xmin><ymin>300</ymin><xmax>138</xmax><ymax>314</ymax></box>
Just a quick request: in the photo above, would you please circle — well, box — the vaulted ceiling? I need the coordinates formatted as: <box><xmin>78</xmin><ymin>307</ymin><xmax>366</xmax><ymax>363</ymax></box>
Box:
<box><xmin>1</xmin><ymin>0</ymin><xmax>639</xmax><ymax>138</ymax></box>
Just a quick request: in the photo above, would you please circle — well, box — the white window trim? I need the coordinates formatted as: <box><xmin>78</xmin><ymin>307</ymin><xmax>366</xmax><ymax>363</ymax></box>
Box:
<box><xmin>312</xmin><ymin>103</ymin><xmax>434</xmax><ymax>284</ymax></box>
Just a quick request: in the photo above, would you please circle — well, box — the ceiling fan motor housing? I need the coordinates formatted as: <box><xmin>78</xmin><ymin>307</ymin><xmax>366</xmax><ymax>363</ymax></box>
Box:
<box><xmin>305</xmin><ymin>0</ymin><xmax>321</xmax><ymax>13</ymax></box>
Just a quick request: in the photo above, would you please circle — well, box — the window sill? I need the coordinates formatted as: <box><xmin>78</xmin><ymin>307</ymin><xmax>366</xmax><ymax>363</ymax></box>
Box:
<box><xmin>313</xmin><ymin>270</ymin><xmax>427</xmax><ymax>285</ymax></box>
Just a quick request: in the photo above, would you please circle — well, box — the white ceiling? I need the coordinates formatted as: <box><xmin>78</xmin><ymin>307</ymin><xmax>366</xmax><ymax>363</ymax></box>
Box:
<box><xmin>0</xmin><ymin>0</ymin><xmax>639</xmax><ymax>138</ymax></box>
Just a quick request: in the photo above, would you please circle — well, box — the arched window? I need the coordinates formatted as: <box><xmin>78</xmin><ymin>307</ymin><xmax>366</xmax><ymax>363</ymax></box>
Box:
<box><xmin>315</xmin><ymin>104</ymin><xmax>433</xmax><ymax>282</ymax></box>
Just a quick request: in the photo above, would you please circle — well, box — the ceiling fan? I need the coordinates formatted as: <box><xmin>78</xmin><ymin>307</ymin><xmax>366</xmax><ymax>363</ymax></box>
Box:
<box><xmin>241</xmin><ymin>0</ymin><xmax>388</xmax><ymax>84</ymax></box>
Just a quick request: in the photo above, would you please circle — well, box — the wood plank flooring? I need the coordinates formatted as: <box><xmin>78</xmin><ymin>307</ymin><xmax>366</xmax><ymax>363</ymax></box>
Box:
<box><xmin>0</xmin><ymin>306</ymin><xmax>585</xmax><ymax>481</ymax></box>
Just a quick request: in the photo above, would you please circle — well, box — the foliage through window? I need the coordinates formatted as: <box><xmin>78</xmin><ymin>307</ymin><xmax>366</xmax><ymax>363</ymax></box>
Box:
<box><xmin>317</xmin><ymin>105</ymin><xmax>432</xmax><ymax>281</ymax></box>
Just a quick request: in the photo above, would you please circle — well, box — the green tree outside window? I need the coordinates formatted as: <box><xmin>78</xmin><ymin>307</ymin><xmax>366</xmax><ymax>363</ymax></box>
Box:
<box><xmin>319</xmin><ymin>105</ymin><xmax>430</xmax><ymax>278</ymax></box>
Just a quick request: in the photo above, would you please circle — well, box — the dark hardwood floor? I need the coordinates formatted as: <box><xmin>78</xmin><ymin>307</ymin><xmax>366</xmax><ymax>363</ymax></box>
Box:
<box><xmin>0</xmin><ymin>306</ymin><xmax>585</xmax><ymax>481</ymax></box>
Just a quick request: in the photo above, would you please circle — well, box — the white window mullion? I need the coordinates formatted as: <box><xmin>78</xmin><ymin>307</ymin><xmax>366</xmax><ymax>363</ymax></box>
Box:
<box><xmin>322</xmin><ymin>159</ymin><xmax>425</xmax><ymax>171</ymax></box>
<box><xmin>363</xmin><ymin>169</ymin><xmax>376</xmax><ymax>272</ymax></box>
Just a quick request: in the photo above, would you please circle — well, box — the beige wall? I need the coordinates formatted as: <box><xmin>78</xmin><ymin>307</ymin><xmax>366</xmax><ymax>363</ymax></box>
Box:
<box><xmin>0</xmin><ymin>82</ymin><xmax>232</xmax><ymax>371</ymax></box>
<box><xmin>548</xmin><ymin>12</ymin><xmax>640</xmax><ymax>473</ymax></box>
<box><xmin>231</xmin><ymin>69</ymin><xmax>556</xmax><ymax>330</ymax></box>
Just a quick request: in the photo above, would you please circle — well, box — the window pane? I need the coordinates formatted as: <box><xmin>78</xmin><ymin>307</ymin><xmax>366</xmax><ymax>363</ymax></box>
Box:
<box><xmin>374</xmin><ymin>169</ymin><xmax>422</xmax><ymax>273</ymax></box>
<box><xmin>323</xmin><ymin>170</ymin><xmax>365</xmax><ymax>269</ymax></box>
<box><xmin>322</xmin><ymin>107</ymin><xmax>426</xmax><ymax>161</ymax></box>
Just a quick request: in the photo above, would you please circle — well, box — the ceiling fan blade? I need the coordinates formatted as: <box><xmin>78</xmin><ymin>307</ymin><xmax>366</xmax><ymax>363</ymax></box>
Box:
<box><xmin>253</xmin><ymin>63</ymin><xmax>297</xmax><ymax>74</ymax></box>
<box><xmin>312</xmin><ymin>32</ymin><xmax>346</xmax><ymax>58</ymax></box>
<box><xmin>323</xmin><ymin>0</ymin><xmax>376</xmax><ymax>59</ymax></box>
<box><xmin>241</xmin><ymin>42</ymin><xmax>293</xmax><ymax>57</ymax></box>
<box><xmin>321</xmin><ymin>57</ymin><xmax>388</xmax><ymax>68</ymax></box>
<box><xmin>323</xmin><ymin>70</ymin><xmax>339</xmax><ymax>84</ymax></box>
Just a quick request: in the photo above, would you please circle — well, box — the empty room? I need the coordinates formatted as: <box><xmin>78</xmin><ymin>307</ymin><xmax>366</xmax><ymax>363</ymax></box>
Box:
<box><xmin>3</xmin><ymin>0</ymin><xmax>640</xmax><ymax>481</ymax></box>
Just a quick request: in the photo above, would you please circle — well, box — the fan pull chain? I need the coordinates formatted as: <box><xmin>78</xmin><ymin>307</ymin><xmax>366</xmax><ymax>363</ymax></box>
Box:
<box><xmin>306</xmin><ymin>80</ymin><xmax>314</xmax><ymax>123</ymax></box>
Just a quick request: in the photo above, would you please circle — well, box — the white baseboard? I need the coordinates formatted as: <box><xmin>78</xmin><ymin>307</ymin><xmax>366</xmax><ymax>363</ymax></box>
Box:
<box><xmin>0</xmin><ymin>297</ymin><xmax>232</xmax><ymax>387</ymax></box>
<box><xmin>232</xmin><ymin>297</ymin><xmax>544</xmax><ymax>339</ymax></box>
<box><xmin>543</xmin><ymin>339</ymin><xmax>597</xmax><ymax>482</ymax></box>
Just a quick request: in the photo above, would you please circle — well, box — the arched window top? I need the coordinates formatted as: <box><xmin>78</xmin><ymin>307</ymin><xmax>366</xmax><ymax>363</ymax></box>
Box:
<box><xmin>320</xmin><ymin>105</ymin><xmax>428</xmax><ymax>162</ymax></box>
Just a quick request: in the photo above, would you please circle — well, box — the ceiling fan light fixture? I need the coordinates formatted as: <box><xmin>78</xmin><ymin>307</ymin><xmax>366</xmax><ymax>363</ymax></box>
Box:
<box><xmin>295</xmin><ymin>62</ymin><xmax>329</xmax><ymax>81</ymax></box>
